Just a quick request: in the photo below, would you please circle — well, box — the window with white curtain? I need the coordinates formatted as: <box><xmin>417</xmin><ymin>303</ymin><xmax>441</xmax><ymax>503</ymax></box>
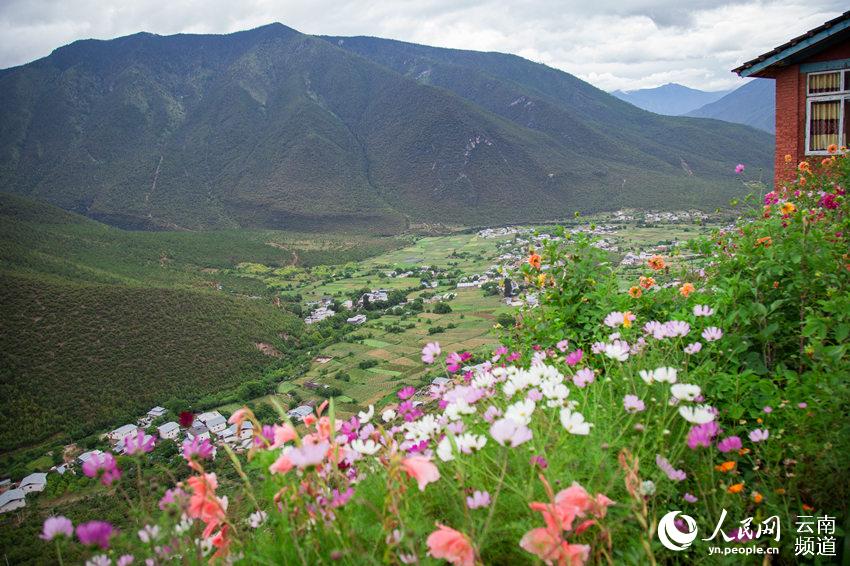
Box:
<box><xmin>806</xmin><ymin>70</ymin><xmax>850</xmax><ymax>154</ymax></box>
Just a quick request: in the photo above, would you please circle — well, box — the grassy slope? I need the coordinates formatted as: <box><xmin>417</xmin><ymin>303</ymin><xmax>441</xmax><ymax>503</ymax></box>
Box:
<box><xmin>0</xmin><ymin>194</ymin><xmax>400</xmax><ymax>451</ymax></box>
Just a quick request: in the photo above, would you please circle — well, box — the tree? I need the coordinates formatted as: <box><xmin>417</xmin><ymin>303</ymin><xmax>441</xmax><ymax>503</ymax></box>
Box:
<box><xmin>433</xmin><ymin>302</ymin><xmax>452</xmax><ymax>314</ymax></box>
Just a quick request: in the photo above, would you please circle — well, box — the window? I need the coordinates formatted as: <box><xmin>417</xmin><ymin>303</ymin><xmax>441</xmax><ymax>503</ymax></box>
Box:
<box><xmin>806</xmin><ymin>70</ymin><xmax>850</xmax><ymax>154</ymax></box>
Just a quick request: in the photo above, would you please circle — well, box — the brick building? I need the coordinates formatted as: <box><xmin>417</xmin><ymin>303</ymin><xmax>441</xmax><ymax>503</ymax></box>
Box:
<box><xmin>734</xmin><ymin>11</ymin><xmax>850</xmax><ymax>185</ymax></box>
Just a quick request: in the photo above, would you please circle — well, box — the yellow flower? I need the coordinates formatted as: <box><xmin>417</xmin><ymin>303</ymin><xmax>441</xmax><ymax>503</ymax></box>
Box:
<box><xmin>780</xmin><ymin>202</ymin><xmax>796</xmax><ymax>215</ymax></box>
<box><xmin>536</xmin><ymin>273</ymin><xmax>547</xmax><ymax>287</ymax></box>
<box><xmin>622</xmin><ymin>311</ymin><xmax>635</xmax><ymax>328</ymax></box>
<box><xmin>784</xmin><ymin>154</ymin><xmax>793</xmax><ymax>163</ymax></box>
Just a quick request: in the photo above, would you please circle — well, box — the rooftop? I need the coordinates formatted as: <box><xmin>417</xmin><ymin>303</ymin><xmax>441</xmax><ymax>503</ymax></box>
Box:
<box><xmin>20</xmin><ymin>472</ymin><xmax>47</xmax><ymax>487</ymax></box>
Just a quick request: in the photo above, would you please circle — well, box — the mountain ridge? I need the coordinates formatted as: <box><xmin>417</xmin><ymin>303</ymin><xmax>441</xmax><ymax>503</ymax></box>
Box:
<box><xmin>686</xmin><ymin>79</ymin><xmax>775</xmax><ymax>133</ymax></box>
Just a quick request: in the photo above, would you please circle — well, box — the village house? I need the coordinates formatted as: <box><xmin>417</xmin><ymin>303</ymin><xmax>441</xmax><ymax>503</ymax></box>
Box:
<box><xmin>107</xmin><ymin>424</ymin><xmax>138</xmax><ymax>444</ymax></box>
<box><xmin>77</xmin><ymin>449</ymin><xmax>103</xmax><ymax>466</ymax></box>
<box><xmin>19</xmin><ymin>472</ymin><xmax>47</xmax><ymax>493</ymax></box>
<box><xmin>287</xmin><ymin>405</ymin><xmax>314</xmax><ymax>422</ymax></box>
<box><xmin>147</xmin><ymin>406</ymin><xmax>167</xmax><ymax>418</ymax></box>
<box><xmin>186</xmin><ymin>425</ymin><xmax>211</xmax><ymax>442</ymax></box>
<box><xmin>346</xmin><ymin>314</ymin><xmax>367</xmax><ymax>325</ymax></box>
<box><xmin>734</xmin><ymin>11</ymin><xmax>850</xmax><ymax>184</ymax></box>
<box><xmin>0</xmin><ymin>489</ymin><xmax>25</xmax><ymax>514</ymax></box>
<box><xmin>205</xmin><ymin>415</ymin><xmax>228</xmax><ymax>434</ymax></box>
<box><xmin>157</xmin><ymin>421</ymin><xmax>180</xmax><ymax>440</ymax></box>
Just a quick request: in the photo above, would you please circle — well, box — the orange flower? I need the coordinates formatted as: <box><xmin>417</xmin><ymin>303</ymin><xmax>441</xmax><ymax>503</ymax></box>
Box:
<box><xmin>727</xmin><ymin>483</ymin><xmax>745</xmax><ymax>494</ymax></box>
<box><xmin>187</xmin><ymin>473</ymin><xmax>227</xmax><ymax>537</ymax></box>
<box><xmin>628</xmin><ymin>286</ymin><xmax>642</xmax><ymax>298</ymax></box>
<box><xmin>426</xmin><ymin>524</ymin><xmax>475</xmax><ymax>566</ymax></box>
<box><xmin>822</xmin><ymin>158</ymin><xmax>833</xmax><ymax>166</ymax></box>
<box><xmin>798</xmin><ymin>161</ymin><xmax>811</xmax><ymax>172</ymax></box>
<box><xmin>738</xmin><ymin>448</ymin><xmax>751</xmax><ymax>456</ymax></box>
<box><xmin>802</xmin><ymin>503</ymin><xmax>815</xmax><ymax>512</ymax></box>
<box><xmin>755</xmin><ymin>236</ymin><xmax>772</xmax><ymax>248</ymax></box>
<box><xmin>679</xmin><ymin>282</ymin><xmax>695</xmax><ymax>298</ymax></box>
<box><xmin>780</xmin><ymin>202</ymin><xmax>796</xmax><ymax>215</ymax></box>
<box><xmin>773</xmin><ymin>281</ymin><xmax>779</xmax><ymax>289</ymax></box>
<box><xmin>784</xmin><ymin>154</ymin><xmax>793</xmax><ymax>163</ymax></box>
<box><xmin>799</xmin><ymin>176</ymin><xmax>807</xmax><ymax>187</ymax></box>
<box><xmin>647</xmin><ymin>255</ymin><xmax>665</xmax><ymax>270</ymax></box>
<box><xmin>827</xmin><ymin>143</ymin><xmax>838</xmax><ymax>154</ymax></box>
<box><xmin>638</xmin><ymin>276</ymin><xmax>656</xmax><ymax>289</ymax></box>
<box><xmin>752</xmin><ymin>492</ymin><xmax>763</xmax><ymax>504</ymax></box>
<box><xmin>528</xmin><ymin>253</ymin><xmax>542</xmax><ymax>270</ymax></box>
<box><xmin>775</xmin><ymin>488</ymin><xmax>786</xmax><ymax>495</ymax></box>
<box><xmin>715</xmin><ymin>461</ymin><xmax>736</xmax><ymax>473</ymax></box>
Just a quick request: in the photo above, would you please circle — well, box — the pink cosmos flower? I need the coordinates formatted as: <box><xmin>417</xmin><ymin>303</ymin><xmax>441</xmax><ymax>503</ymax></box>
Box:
<box><xmin>623</xmin><ymin>395</ymin><xmax>645</xmax><ymax>413</ymax></box>
<box><xmin>466</xmin><ymin>490</ymin><xmax>491</xmax><ymax>510</ymax></box>
<box><xmin>446</xmin><ymin>352</ymin><xmax>471</xmax><ymax>373</ymax></box>
<box><xmin>117</xmin><ymin>555</ymin><xmax>134</xmax><ymax>566</ymax></box>
<box><xmin>82</xmin><ymin>452</ymin><xmax>121</xmax><ymax>486</ymax></box>
<box><xmin>227</xmin><ymin>408</ymin><xmax>251</xmax><ymax>429</ymax></box>
<box><xmin>123</xmin><ymin>430</ymin><xmax>156</xmax><ymax>455</ymax></box>
<box><xmin>565</xmin><ymin>349</ymin><xmax>583</xmax><ymax>366</ymax></box>
<box><xmin>400</xmin><ymin>456</ymin><xmax>440</xmax><ymax>491</ymax></box>
<box><xmin>76</xmin><ymin>521</ymin><xmax>114</xmax><ymax>549</ymax></box>
<box><xmin>526</xmin><ymin>388</ymin><xmax>543</xmax><ymax>402</ymax></box>
<box><xmin>482</xmin><ymin>406</ymin><xmax>502</xmax><ymax>423</ymax></box>
<box><xmin>491</xmin><ymin>346</ymin><xmax>508</xmax><ymax>361</ymax></box>
<box><xmin>684</xmin><ymin>493</ymin><xmax>698</xmax><ymax>503</ymax></box>
<box><xmin>664</xmin><ymin>320</ymin><xmax>690</xmax><ymax>337</ymax></box>
<box><xmin>287</xmin><ymin>439</ymin><xmax>329</xmax><ymax>468</ymax></box>
<box><xmin>530</xmin><ymin>455</ymin><xmax>549</xmax><ymax>469</ymax></box>
<box><xmin>271</xmin><ymin>423</ymin><xmax>298</xmax><ymax>448</ymax></box>
<box><xmin>684</xmin><ymin>342</ymin><xmax>703</xmax><ymax>355</ymax></box>
<box><xmin>520</xmin><ymin>528</ymin><xmax>590</xmax><ymax>566</ymax></box>
<box><xmin>763</xmin><ymin>406</ymin><xmax>773</xmax><ymax>414</ymax></box>
<box><xmin>421</xmin><ymin>342</ymin><xmax>441</xmax><ymax>364</ymax></box>
<box><xmin>427</xmin><ymin>524</ymin><xmax>475</xmax><ymax>566</ymax></box>
<box><xmin>158</xmin><ymin>487</ymin><xmax>187</xmax><ymax>511</ymax></box>
<box><xmin>182</xmin><ymin>437</ymin><xmax>214</xmax><ymax>462</ymax></box>
<box><xmin>702</xmin><ymin>327</ymin><xmax>723</xmax><ymax>342</ymax></box>
<box><xmin>655</xmin><ymin>454</ymin><xmax>686</xmax><ymax>481</ymax></box>
<box><xmin>490</xmin><ymin>418</ymin><xmax>533</xmax><ymax>447</ymax></box>
<box><xmin>749</xmin><ymin>428</ymin><xmax>769</xmax><ymax>443</ymax></box>
<box><xmin>41</xmin><ymin>516</ymin><xmax>74</xmax><ymax>540</ymax></box>
<box><xmin>764</xmin><ymin>191</ymin><xmax>779</xmax><ymax>205</ymax></box>
<box><xmin>507</xmin><ymin>351</ymin><xmax>521</xmax><ymax>362</ymax></box>
<box><xmin>555</xmin><ymin>339</ymin><xmax>569</xmax><ymax>353</ymax></box>
<box><xmin>693</xmin><ymin>305</ymin><xmax>714</xmax><ymax>317</ymax></box>
<box><xmin>798</xmin><ymin>402</ymin><xmax>808</xmax><ymax>409</ymax></box>
<box><xmin>572</xmin><ymin>368</ymin><xmax>595</xmax><ymax>388</ymax></box>
<box><xmin>687</xmin><ymin>421</ymin><xmax>719</xmax><ymax>449</ymax></box>
<box><xmin>269</xmin><ymin>454</ymin><xmax>294</xmax><ymax>475</ymax></box>
<box><xmin>735</xmin><ymin>163</ymin><xmax>745</xmax><ymax>174</ymax></box>
<box><xmin>398</xmin><ymin>386</ymin><xmax>416</xmax><ymax>400</ymax></box>
<box><xmin>717</xmin><ymin>436</ymin><xmax>742</xmax><ymax>453</ymax></box>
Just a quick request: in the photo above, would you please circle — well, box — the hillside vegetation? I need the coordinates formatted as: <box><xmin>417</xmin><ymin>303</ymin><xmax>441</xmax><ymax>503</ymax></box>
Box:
<box><xmin>0</xmin><ymin>24</ymin><xmax>773</xmax><ymax>231</ymax></box>
<box><xmin>0</xmin><ymin>194</ymin><xmax>401</xmax><ymax>451</ymax></box>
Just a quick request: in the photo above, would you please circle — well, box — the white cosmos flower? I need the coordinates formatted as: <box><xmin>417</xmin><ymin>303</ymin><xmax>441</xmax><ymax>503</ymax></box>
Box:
<box><xmin>541</xmin><ymin>380</ymin><xmax>569</xmax><ymax>407</ymax></box>
<box><xmin>603</xmin><ymin>341</ymin><xmax>630</xmax><ymax>362</ymax></box>
<box><xmin>505</xmin><ymin>399</ymin><xmax>536</xmax><ymax>425</ymax></box>
<box><xmin>653</xmin><ymin>367</ymin><xmax>678</xmax><ymax>384</ymax></box>
<box><xmin>381</xmin><ymin>409</ymin><xmax>397</xmax><ymax>422</ymax></box>
<box><xmin>671</xmin><ymin>384</ymin><xmax>701</xmax><ymax>402</ymax></box>
<box><xmin>560</xmin><ymin>409</ymin><xmax>592</xmax><ymax>435</ymax></box>
<box><xmin>436</xmin><ymin>436</ymin><xmax>455</xmax><ymax>461</ymax></box>
<box><xmin>639</xmin><ymin>369</ymin><xmax>655</xmax><ymax>384</ymax></box>
<box><xmin>351</xmin><ymin>438</ymin><xmax>381</xmax><ymax>455</ymax></box>
<box><xmin>678</xmin><ymin>404</ymin><xmax>715</xmax><ymax>424</ymax></box>
<box><xmin>456</xmin><ymin>433</ymin><xmax>487</xmax><ymax>454</ymax></box>
<box><xmin>445</xmin><ymin>398</ymin><xmax>476</xmax><ymax>421</ymax></box>
<box><xmin>357</xmin><ymin>405</ymin><xmax>374</xmax><ymax>423</ymax></box>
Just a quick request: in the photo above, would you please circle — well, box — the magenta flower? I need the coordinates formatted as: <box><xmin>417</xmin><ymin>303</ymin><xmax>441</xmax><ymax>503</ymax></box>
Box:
<box><xmin>687</xmin><ymin>421</ymin><xmax>719</xmax><ymax>449</ymax></box>
<box><xmin>397</xmin><ymin>386</ymin><xmax>416</xmax><ymax>400</ymax></box>
<box><xmin>491</xmin><ymin>346</ymin><xmax>508</xmax><ymax>361</ymax></box>
<box><xmin>445</xmin><ymin>352</ymin><xmax>471</xmax><ymax>372</ymax></box>
<box><xmin>683</xmin><ymin>493</ymin><xmax>698</xmax><ymax>503</ymax></box>
<box><xmin>717</xmin><ymin>436</ymin><xmax>742</xmax><ymax>453</ymax></box>
<box><xmin>331</xmin><ymin>487</ymin><xmax>354</xmax><ymax>508</ymax></box>
<box><xmin>623</xmin><ymin>395</ymin><xmax>645</xmax><ymax>414</ymax></box>
<box><xmin>735</xmin><ymin>163</ymin><xmax>745</xmax><ymax>174</ymax></box>
<box><xmin>656</xmin><ymin>454</ymin><xmax>686</xmax><ymax>481</ymax></box>
<box><xmin>506</xmin><ymin>351</ymin><xmax>521</xmax><ymax>362</ymax></box>
<box><xmin>76</xmin><ymin>521</ymin><xmax>114</xmax><ymax>549</ymax></box>
<box><xmin>489</xmin><ymin>418</ymin><xmax>533</xmax><ymax>447</ymax></box>
<box><xmin>702</xmin><ymin>327</ymin><xmax>723</xmax><ymax>342</ymax></box>
<box><xmin>124</xmin><ymin>430</ymin><xmax>156</xmax><ymax>455</ymax></box>
<box><xmin>466</xmin><ymin>490</ymin><xmax>491</xmax><ymax>509</ymax></box>
<box><xmin>565</xmin><ymin>349</ymin><xmax>583</xmax><ymax>366</ymax></box>
<box><xmin>82</xmin><ymin>452</ymin><xmax>121</xmax><ymax>486</ymax></box>
<box><xmin>749</xmin><ymin>428</ymin><xmax>769</xmax><ymax>443</ymax></box>
<box><xmin>41</xmin><ymin>516</ymin><xmax>74</xmax><ymax>540</ymax></box>
<box><xmin>762</xmin><ymin>406</ymin><xmax>773</xmax><ymax>414</ymax></box>
<box><xmin>798</xmin><ymin>402</ymin><xmax>808</xmax><ymax>409</ymax></box>
<box><xmin>764</xmin><ymin>191</ymin><xmax>779</xmax><ymax>205</ymax></box>
<box><xmin>530</xmin><ymin>455</ymin><xmax>549</xmax><ymax>469</ymax></box>
<box><xmin>572</xmin><ymin>367</ymin><xmax>595</xmax><ymax>388</ymax></box>
<box><xmin>158</xmin><ymin>487</ymin><xmax>187</xmax><ymax>511</ymax></box>
<box><xmin>182</xmin><ymin>437</ymin><xmax>214</xmax><ymax>462</ymax></box>
<box><xmin>421</xmin><ymin>342</ymin><xmax>441</xmax><ymax>364</ymax></box>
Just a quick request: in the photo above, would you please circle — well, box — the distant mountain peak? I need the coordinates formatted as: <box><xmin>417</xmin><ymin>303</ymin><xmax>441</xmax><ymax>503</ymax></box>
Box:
<box><xmin>610</xmin><ymin>83</ymin><xmax>731</xmax><ymax>115</ymax></box>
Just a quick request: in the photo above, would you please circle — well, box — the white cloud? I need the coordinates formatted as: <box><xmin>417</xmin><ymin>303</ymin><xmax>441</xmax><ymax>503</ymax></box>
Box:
<box><xmin>0</xmin><ymin>0</ymin><xmax>845</xmax><ymax>91</ymax></box>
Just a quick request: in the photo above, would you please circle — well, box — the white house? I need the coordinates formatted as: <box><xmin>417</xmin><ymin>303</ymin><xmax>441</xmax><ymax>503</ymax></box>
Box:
<box><xmin>77</xmin><ymin>450</ymin><xmax>103</xmax><ymax>466</ymax></box>
<box><xmin>157</xmin><ymin>421</ymin><xmax>180</xmax><ymax>440</ymax></box>
<box><xmin>196</xmin><ymin>411</ymin><xmax>223</xmax><ymax>425</ymax></box>
<box><xmin>108</xmin><ymin>424</ymin><xmax>138</xmax><ymax>444</ymax></box>
<box><xmin>19</xmin><ymin>473</ymin><xmax>47</xmax><ymax>494</ymax></box>
<box><xmin>346</xmin><ymin>314</ymin><xmax>367</xmax><ymax>325</ymax></box>
<box><xmin>147</xmin><ymin>407</ymin><xmax>167</xmax><ymax>418</ymax></box>
<box><xmin>0</xmin><ymin>489</ymin><xmax>25</xmax><ymax>513</ymax></box>
<box><xmin>186</xmin><ymin>426</ymin><xmax>210</xmax><ymax>442</ymax></box>
<box><xmin>205</xmin><ymin>415</ymin><xmax>227</xmax><ymax>434</ymax></box>
<box><xmin>287</xmin><ymin>405</ymin><xmax>313</xmax><ymax>421</ymax></box>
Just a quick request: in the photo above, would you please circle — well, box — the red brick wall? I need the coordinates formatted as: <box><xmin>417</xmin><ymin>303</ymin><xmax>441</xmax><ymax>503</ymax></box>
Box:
<box><xmin>773</xmin><ymin>65</ymin><xmax>802</xmax><ymax>186</ymax></box>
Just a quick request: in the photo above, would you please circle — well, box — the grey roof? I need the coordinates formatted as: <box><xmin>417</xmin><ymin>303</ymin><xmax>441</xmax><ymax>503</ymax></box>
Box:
<box><xmin>288</xmin><ymin>405</ymin><xmax>313</xmax><ymax>417</ymax></box>
<box><xmin>0</xmin><ymin>489</ymin><xmax>25</xmax><ymax>507</ymax></box>
<box><xmin>20</xmin><ymin>473</ymin><xmax>47</xmax><ymax>487</ymax></box>
<box><xmin>110</xmin><ymin>423</ymin><xmax>138</xmax><ymax>436</ymax></box>
<box><xmin>77</xmin><ymin>450</ymin><xmax>103</xmax><ymax>463</ymax></box>
<box><xmin>206</xmin><ymin>415</ymin><xmax>227</xmax><ymax>428</ymax></box>
<box><xmin>188</xmin><ymin>425</ymin><xmax>209</xmax><ymax>436</ymax></box>
<box><xmin>158</xmin><ymin>421</ymin><xmax>180</xmax><ymax>433</ymax></box>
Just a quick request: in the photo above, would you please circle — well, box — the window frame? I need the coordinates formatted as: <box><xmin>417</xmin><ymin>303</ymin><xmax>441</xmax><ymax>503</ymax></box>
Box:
<box><xmin>805</xmin><ymin>70</ymin><xmax>850</xmax><ymax>156</ymax></box>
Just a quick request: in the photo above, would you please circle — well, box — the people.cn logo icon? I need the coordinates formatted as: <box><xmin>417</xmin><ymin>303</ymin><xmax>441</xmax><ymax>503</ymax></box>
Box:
<box><xmin>657</xmin><ymin>511</ymin><xmax>698</xmax><ymax>551</ymax></box>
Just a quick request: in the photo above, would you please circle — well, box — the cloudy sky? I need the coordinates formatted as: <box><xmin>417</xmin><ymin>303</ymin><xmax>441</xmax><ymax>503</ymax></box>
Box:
<box><xmin>0</xmin><ymin>0</ymin><xmax>845</xmax><ymax>91</ymax></box>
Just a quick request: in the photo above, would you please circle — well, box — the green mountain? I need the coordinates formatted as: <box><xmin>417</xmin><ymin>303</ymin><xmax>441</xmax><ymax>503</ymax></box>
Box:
<box><xmin>686</xmin><ymin>79</ymin><xmax>775</xmax><ymax>134</ymax></box>
<box><xmin>0</xmin><ymin>25</ymin><xmax>772</xmax><ymax>232</ymax></box>
<box><xmin>0</xmin><ymin>193</ymin><xmax>396</xmax><ymax>452</ymax></box>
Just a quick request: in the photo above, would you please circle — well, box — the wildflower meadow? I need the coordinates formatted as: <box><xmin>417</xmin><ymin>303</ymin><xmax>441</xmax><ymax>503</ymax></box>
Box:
<box><xmin>39</xmin><ymin>153</ymin><xmax>849</xmax><ymax>564</ymax></box>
